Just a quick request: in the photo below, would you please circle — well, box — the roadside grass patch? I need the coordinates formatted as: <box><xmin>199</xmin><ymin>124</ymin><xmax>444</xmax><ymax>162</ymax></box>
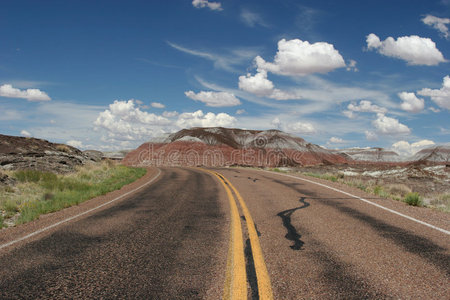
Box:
<box><xmin>300</xmin><ymin>172</ymin><xmax>424</xmax><ymax>206</ymax></box>
<box><xmin>0</xmin><ymin>161</ymin><xmax>146</xmax><ymax>226</ymax></box>
<box><xmin>303</xmin><ymin>172</ymin><xmax>338</xmax><ymax>182</ymax></box>
<box><xmin>427</xmin><ymin>193</ymin><xmax>450</xmax><ymax>212</ymax></box>
<box><xmin>404</xmin><ymin>192</ymin><xmax>422</xmax><ymax>206</ymax></box>
<box><xmin>270</xmin><ymin>168</ymin><xmax>288</xmax><ymax>173</ymax></box>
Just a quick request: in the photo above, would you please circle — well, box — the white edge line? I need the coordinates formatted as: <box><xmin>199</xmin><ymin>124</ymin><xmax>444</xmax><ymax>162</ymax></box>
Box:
<box><xmin>260</xmin><ymin>169</ymin><xmax>450</xmax><ymax>236</ymax></box>
<box><xmin>0</xmin><ymin>168</ymin><xmax>162</xmax><ymax>250</ymax></box>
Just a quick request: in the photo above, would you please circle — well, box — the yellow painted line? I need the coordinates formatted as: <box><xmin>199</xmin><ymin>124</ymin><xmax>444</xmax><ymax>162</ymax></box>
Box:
<box><xmin>221</xmin><ymin>175</ymin><xmax>274</xmax><ymax>300</ymax></box>
<box><xmin>199</xmin><ymin>168</ymin><xmax>247</xmax><ymax>300</ymax></box>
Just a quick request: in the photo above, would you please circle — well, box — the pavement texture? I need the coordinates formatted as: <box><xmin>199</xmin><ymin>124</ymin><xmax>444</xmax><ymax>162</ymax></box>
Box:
<box><xmin>217</xmin><ymin>168</ymin><xmax>449</xmax><ymax>299</ymax></box>
<box><xmin>0</xmin><ymin>167</ymin><xmax>228</xmax><ymax>299</ymax></box>
<box><xmin>0</xmin><ymin>166</ymin><xmax>449</xmax><ymax>299</ymax></box>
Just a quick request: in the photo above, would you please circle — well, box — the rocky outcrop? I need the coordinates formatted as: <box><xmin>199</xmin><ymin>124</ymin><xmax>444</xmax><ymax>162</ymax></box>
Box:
<box><xmin>102</xmin><ymin>150</ymin><xmax>131</xmax><ymax>160</ymax></box>
<box><xmin>0</xmin><ymin>171</ymin><xmax>15</xmax><ymax>186</ymax></box>
<box><xmin>0</xmin><ymin>134</ymin><xmax>95</xmax><ymax>173</ymax></box>
<box><xmin>332</xmin><ymin>147</ymin><xmax>401</xmax><ymax>163</ymax></box>
<box><xmin>410</xmin><ymin>146</ymin><xmax>450</xmax><ymax>164</ymax></box>
<box><xmin>83</xmin><ymin>150</ymin><xmax>103</xmax><ymax>162</ymax></box>
<box><xmin>123</xmin><ymin>127</ymin><xmax>349</xmax><ymax>167</ymax></box>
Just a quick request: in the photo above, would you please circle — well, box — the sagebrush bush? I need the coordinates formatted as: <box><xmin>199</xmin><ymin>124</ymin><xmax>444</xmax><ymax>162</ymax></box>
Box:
<box><xmin>404</xmin><ymin>192</ymin><xmax>422</xmax><ymax>206</ymax></box>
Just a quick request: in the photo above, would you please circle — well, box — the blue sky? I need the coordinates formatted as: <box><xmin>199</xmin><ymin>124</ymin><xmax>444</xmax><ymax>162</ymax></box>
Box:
<box><xmin>1</xmin><ymin>0</ymin><xmax>449</xmax><ymax>155</ymax></box>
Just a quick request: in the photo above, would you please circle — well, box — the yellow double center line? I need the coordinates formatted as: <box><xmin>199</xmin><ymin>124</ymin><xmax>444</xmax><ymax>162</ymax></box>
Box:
<box><xmin>200</xmin><ymin>168</ymin><xmax>273</xmax><ymax>300</ymax></box>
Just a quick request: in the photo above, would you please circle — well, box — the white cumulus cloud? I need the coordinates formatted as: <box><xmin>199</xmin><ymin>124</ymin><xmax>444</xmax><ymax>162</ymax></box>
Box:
<box><xmin>391</xmin><ymin>139</ymin><xmax>435</xmax><ymax>157</ymax></box>
<box><xmin>67</xmin><ymin>140</ymin><xmax>84</xmax><ymax>149</ymax></box>
<box><xmin>422</xmin><ymin>15</ymin><xmax>450</xmax><ymax>39</ymax></box>
<box><xmin>176</xmin><ymin>110</ymin><xmax>236</xmax><ymax>128</ymax></box>
<box><xmin>255</xmin><ymin>38</ymin><xmax>346</xmax><ymax>76</ymax></box>
<box><xmin>238</xmin><ymin>70</ymin><xmax>300</xmax><ymax>100</ymax></box>
<box><xmin>162</xmin><ymin>111</ymin><xmax>179</xmax><ymax>118</ymax></box>
<box><xmin>343</xmin><ymin>100</ymin><xmax>387</xmax><ymax>118</ymax></box>
<box><xmin>286</xmin><ymin>121</ymin><xmax>316</xmax><ymax>134</ymax></box>
<box><xmin>329</xmin><ymin>137</ymin><xmax>344</xmax><ymax>143</ymax></box>
<box><xmin>192</xmin><ymin>0</ymin><xmax>222</xmax><ymax>11</ymax></box>
<box><xmin>94</xmin><ymin>100</ymin><xmax>171</xmax><ymax>142</ymax></box>
<box><xmin>417</xmin><ymin>75</ymin><xmax>450</xmax><ymax>110</ymax></box>
<box><xmin>0</xmin><ymin>84</ymin><xmax>51</xmax><ymax>101</ymax></box>
<box><xmin>372</xmin><ymin>113</ymin><xmax>411</xmax><ymax>135</ymax></box>
<box><xmin>94</xmin><ymin>100</ymin><xmax>236</xmax><ymax>144</ymax></box>
<box><xmin>366</xmin><ymin>33</ymin><xmax>447</xmax><ymax>65</ymax></box>
<box><xmin>346</xmin><ymin>59</ymin><xmax>358</xmax><ymax>72</ymax></box>
<box><xmin>151</xmin><ymin>102</ymin><xmax>165</xmax><ymax>108</ymax></box>
<box><xmin>185</xmin><ymin>90</ymin><xmax>241</xmax><ymax>107</ymax></box>
<box><xmin>20</xmin><ymin>130</ymin><xmax>31</xmax><ymax>137</ymax></box>
<box><xmin>365</xmin><ymin>131</ymin><xmax>378</xmax><ymax>141</ymax></box>
<box><xmin>398</xmin><ymin>92</ymin><xmax>425</xmax><ymax>113</ymax></box>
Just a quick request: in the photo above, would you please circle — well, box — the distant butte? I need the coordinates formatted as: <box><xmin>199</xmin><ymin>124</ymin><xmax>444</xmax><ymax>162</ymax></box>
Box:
<box><xmin>123</xmin><ymin>127</ymin><xmax>348</xmax><ymax>167</ymax></box>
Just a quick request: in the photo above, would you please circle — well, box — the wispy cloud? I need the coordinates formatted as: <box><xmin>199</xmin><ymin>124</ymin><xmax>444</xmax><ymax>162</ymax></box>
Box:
<box><xmin>422</xmin><ymin>14</ymin><xmax>450</xmax><ymax>39</ymax></box>
<box><xmin>240</xmin><ymin>9</ymin><xmax>270</xmax><ymax>28</ymax></box>
<box><xmin>135</xmin><ymin>58</ymin><xmax>182</xmax><ymax>69</ymax></box>
<box><xmin>167</xmin><ymin>41</ymin><xmax>258</xmax><ymax>72</ymax></box>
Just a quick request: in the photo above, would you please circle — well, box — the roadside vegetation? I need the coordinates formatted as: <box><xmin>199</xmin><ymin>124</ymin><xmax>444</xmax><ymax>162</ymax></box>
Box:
<box><xmin>293</xmin><ymin>171</ymin><xmax>448</xmax><ymax>212</ymax></box>
<box><xmin>0</xmin><ymin>161</ymin><xmax>146</xmax><ymax>228</ymax></box>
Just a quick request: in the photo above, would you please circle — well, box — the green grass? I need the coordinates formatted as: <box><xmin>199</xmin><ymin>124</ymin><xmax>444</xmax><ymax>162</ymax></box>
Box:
<box><xmin>404</xmin><ymin>192</ymin><xmax>422</xmax><ymax>206</ymax></box>
<box><xmin>0</xmin><ymin>162</ymin><xmax>146</xmax><ymax>226</ymax></box>
<box><xmin>303</xmin><ymin>172</ymin><xmax>339</xmax><ymax>182</ymax></box>
<box><xmin>270</xmin><ymin>168</ymin><xmax>287</xmax><ymax>173</ymax></box>
<box><xmin>0</xmin><ymin>214</ymin><xmax>4</xmax><ymax>229</ymax></box>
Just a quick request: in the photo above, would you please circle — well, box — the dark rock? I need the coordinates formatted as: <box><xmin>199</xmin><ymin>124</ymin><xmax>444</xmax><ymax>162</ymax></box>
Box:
<box><xmin>0</xmin><ymin>171</ymin><xmax>15</xmax><ymax>186</ymax></box>
<box><xmin>0</xmin><ymin>134</ymin><xmax>92</xmax><ymax>173</ymax></box>
<box><xmin>83</xmin><ymin>150</ymin><xmax>103</xmax><ymax>162</ymax></box>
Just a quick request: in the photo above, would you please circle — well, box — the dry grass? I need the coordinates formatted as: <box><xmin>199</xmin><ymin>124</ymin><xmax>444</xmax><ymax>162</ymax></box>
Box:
<box><xmin>300</xmin><ymin>171</ymin><xmax>446</xmax><ymax>209</ymax></box>
<box><xmin>55</xmin><ymin>144</ymin><xmax>71</xmax><ymax>153</ymax></box>
<box><xmin>427</xmin><ymin>193</ymin><xmax>450</xmax><ymax>212</ymax></box>
<box><xmin>0</xmin><ymin>161</ymin><xmax>146</xmax><ymax>227</ymax></box>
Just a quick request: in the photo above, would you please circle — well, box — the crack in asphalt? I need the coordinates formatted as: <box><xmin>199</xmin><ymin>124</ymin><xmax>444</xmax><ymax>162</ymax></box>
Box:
<box><xmin>277</xmin><ymin>197</ymin><xmax>310</xmax><ymax>250</ymax></box>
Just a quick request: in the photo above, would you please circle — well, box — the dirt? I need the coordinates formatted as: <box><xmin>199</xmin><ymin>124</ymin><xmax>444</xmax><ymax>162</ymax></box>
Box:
<box><xmin>287</xmin><ymin>163</ymin><xmax>450</xmax><ymax>200</ymax></box>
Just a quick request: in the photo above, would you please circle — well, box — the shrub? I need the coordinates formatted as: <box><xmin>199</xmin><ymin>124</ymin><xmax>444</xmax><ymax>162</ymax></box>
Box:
<box><xmin>3</xmin><ymin>199</ymin><xmax>19</xmax><ymax>217</ymax></box>
<box><xmin>0</xmin><ymin>214</ymin><xmax>4</xmax><ymax>229</ymax></box>
<box><xmin>56</xmin><ymin>144</ymin><xmax>71</xmax><ymax>153</ymax></box>
<box><xmin>14</xmin><ymin>170</ymin><xmax>57</xmax><ymax>183</ymax></box>
<box><xmin>373</xmin><ymin>185</ymin><xmax>383</xmax><ymax>195</ymax></box>
<box><xmin>404</xmin><ymin>192</ymin><xmax>422</xmax><ymax>206</ymax></box>
<box><xmin>385</xmin><ymin>184</ymin><xmax>412</xmax><ymax>197</ymax></box>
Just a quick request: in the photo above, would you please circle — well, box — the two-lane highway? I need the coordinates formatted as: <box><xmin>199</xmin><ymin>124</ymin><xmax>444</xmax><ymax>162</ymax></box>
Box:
<box><xmin>0</xmin><ymin>168</ymin><xmax>229</xmax><ymax>299</ymax></box>
<box><xmin>0</xmin><ymin>167</ymin><xmax>449</xmax><ymax>299</ymax></box>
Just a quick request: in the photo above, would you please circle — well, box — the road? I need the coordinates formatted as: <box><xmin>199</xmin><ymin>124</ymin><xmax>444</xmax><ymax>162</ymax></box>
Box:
<box><xmin>0</xmin><ymin>167</ymin><xmax>449</xmax><ymax>299</ymax></box>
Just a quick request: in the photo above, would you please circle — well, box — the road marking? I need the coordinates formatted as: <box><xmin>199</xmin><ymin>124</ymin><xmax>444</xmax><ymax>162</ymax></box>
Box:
<box><xmin>200</xmin><ymin>169</ymin><xmax>247</xmax><ymax>300</ymax></box>
<box><xmin>261</xmin><ymin>169</ymin><xmax>450</xmax><ymax>236</ymax></box>
<box><xmin>0</xmin><ymin>168</ymin><xmax>162</xmax><ymax>251</ymax></box>
<box><xmin>221</xmin><ymin>175</ymin><xmax>274</xmax><ymax>300</ymax></box>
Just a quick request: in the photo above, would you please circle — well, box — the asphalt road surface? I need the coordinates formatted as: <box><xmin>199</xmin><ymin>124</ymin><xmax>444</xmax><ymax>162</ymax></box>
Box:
<box><xmin>0</xmin><ymin>167</ymin><xmax>449</xmax><ymax>299</ymax></box>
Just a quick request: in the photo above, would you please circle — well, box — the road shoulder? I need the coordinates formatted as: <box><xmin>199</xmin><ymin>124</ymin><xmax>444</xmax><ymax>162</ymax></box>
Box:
<box><xmin>0</xmin><ymin>167</ymin><xmax>160</xmax><ymax>252</ymax></box>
